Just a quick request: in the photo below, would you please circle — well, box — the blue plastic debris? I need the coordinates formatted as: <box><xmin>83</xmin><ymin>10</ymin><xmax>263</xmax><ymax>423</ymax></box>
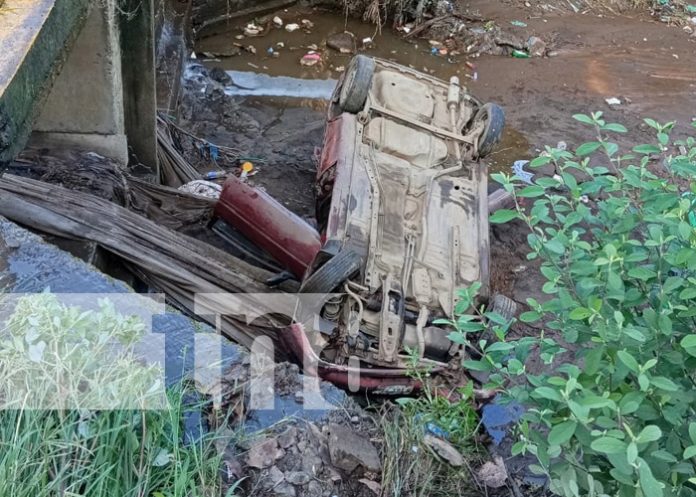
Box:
<box><xmin>512</xmin><ymin>159</ymin><xmax>534</xmax><ymax>185</ymax></box>
<box><xmin>481</xmin><ymin>398</ymin><xmax>525</xmax><ymax>445</ymax></box>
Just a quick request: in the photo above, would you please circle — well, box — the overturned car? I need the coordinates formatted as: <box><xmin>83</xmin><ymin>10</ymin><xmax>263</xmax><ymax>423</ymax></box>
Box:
<box><xmin>215</xmin><ymin>56</ymin><xmax>507</xmax><ymax>391</ymax></box>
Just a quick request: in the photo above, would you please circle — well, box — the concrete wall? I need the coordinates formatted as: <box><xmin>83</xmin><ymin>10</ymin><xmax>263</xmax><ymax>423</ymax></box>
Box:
<box><xmin>31</xmin><ymin>0</ymin><xmax>129</xmax><ymax>164</ymax></box>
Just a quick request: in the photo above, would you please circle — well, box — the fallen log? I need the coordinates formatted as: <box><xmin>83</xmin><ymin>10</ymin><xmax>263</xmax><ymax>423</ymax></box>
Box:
<box><xmin>0</xmin><ymin>174</ymin><xmax>290</xmax><ymax>351</ymax></box>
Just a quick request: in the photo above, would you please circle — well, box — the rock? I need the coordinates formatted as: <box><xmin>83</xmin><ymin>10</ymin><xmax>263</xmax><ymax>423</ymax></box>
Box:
<box><xmin>526</xmin><ymin>36</ymin><xmax>547</xmax><ymax>57</ymax></box>
<box><xmin>247</xmin><ymin>438</ymin><xmax>285</xmax><ymax>469</ymax></box>
<box><xmin>327</xmin><ymin>423</ymin><xmax>381</xmax><ymax>473</ymax></box>
<box><xmin>477</xmin><ymin>456</ymin><xmax>508</xmax><ymax>488</ymax></box>
<box><xmin>285</xmin><ymin>471</ymin><xmax>311</xmax><ymax>486</ymax></box>
<box><xmin>359</xmin><ymin>478</ymin><xmax>381</xmax><ymax>495</ymax></box>
<box><xmin>262</xmin><ymin>466</ymin><xmax>285</xmax><ymax>490</ymax></box>
<box><xmin>306</xmin><ymin>480</ymin><xmax>323</xmax><ymax>497</ymax></box>
<box><xmin>423</xmin><ymin>435</ymin><xmax>463</xmax><ymax>467</ymax></box>
<box><xmin>244</xmin><ymin>23</ymin><xmax>263</xmax><ymax>37</ymax></box>
<box><xmin>207</xmin><ymin>67</ymin><xmax>232</xmax><ymax>86</ymax></box>
<box><xmin>327</xmin><ymin>32</ymin><xmax>356</xmax><ymax>54</ymax></box>
<box><xmin>273</xmin><ymin>481</ymin><xmax>297</xmax><ymax>497</ymax></box>
<box><xmin>277</xmin><ymin>426</ymin><xmax>298</xmax><ymax>449</ymax></box>
<box><xmin>301</xmin><ymin>452</ymin><xmax>324</xmax><ymax>476</ymax></box>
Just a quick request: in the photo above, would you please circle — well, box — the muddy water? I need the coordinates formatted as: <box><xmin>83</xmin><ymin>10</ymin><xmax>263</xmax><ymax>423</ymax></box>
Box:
<box><xmin>196</xmin><ymin>3</ymin><xmax>696</xmax><ymax>181</ymax></box>
<box><xmin>195</xmin><ymin>6</ymin><xmax>534</xmax><ymax>174</ymax></box>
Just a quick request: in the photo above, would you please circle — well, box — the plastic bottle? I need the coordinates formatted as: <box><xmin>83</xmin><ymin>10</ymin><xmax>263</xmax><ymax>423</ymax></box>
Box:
<box><xmin>511</xmin><ymin>49</ymin><xmax>530</xmax><ymax>58</ymax></box>
<box><xmin>204</xmin><ymin>171</ymin><xmax>227</xmax><ymax>180</ymax></box>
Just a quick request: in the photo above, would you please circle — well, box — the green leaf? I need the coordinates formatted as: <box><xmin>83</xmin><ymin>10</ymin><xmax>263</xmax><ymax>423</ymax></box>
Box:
<box><xmin>689</xmin><ymin>423</ymin><xmax>696</xmax><ymax>444</ymax></box>
<box><xmin>533</xmin><ymin>386</ymin><xmax>563</xmax><ymax>402</ymax></box>
<box><xmin>573</xmin><ymin>114</ymin><xmax>595</xmax><ymax>125</ymax></box>
<box><xmin>569</xmin><ymin>307</ymin><xmax>592</xmax><ymax>320</ymax></box>
<box><xmin>636</xmin><ymin>425</ymin><xmax>662</xmax><ymax>444</ymax></box>
<box><xmin>628</xmin><ymin>267</ymin><xmax>657</xmax><ymax>281</ymax></box>
<box><xmin>633</xmin><ymin>144</ymin><xmax>662</xmax><ymax>155</ymax></box>
<box><xmin>545</xmin><ymin>239</ymin><xmax>565</xmax><ymax>255</ymax></box>
<box><xmin>591</xmin><ymin>437</ymin><xmax>627</xmax><ymax>454</ymax></box>
<box><xmin>485</xmin><ymin>342</ymin><xmax>515</xmax><ymax>353</ymax></box>
<box><xmin>576</xmin><ymin>142</ymin><xmax>602</xmax><ymax>156</ymax></box>
<box><xmin>684</xmin><ymin>446</ymin><xmax>696</xmax><ymax>460</ymax></box>
<box><xmin>617</xmin><ymin>350</ymin><xmax>639</xmax><ymax>373</ymax></box>
<box><xmin>650</xmin><ymin>376</ymin><xmax>678</xmax><ymax>392</ymax></box>
<box><xmin>603</xmin><ymin>123</ymin><xmax>628</xmax><ymax>133</ymax></box>
<box><xmin>517</xmin><ymin>185</ymin><xmax>546</xmax><ymax>198</ymax></box>
<box><xmin>462</xmin><ymin>360</ymin><xmax>491</xmax><ymax>372</ymax></box>
<box><xmin>680</xmin><ymin>335</ymin><xmax>696</xmax><ymax>356</ymax></box>
<box><xmin>638</xmin><ymin>459</ymin><xmax>664</xmax><ymax>497</ymax></box>
<box><xmin>548</xmin><ymin>420</ymin><xmax>577</xmax><ymax>446</ymax></box>
<box><xmin>490</xmin><ymin>209</ymin><xmax>519</xmax><ymax>223</ymax></box>
<box><xmin>627</xmin><ymin>442</ymin><xmax>638</xmax><ymax>464</ymax></box>
<box><xmin>530</xmin><ymin>156</ymin><xmax>552</xmax><ymax>168</ymax></box>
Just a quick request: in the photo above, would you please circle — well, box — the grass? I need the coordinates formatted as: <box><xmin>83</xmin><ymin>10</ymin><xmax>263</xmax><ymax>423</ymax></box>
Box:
<box><xmin>0</xmin><ymin>293</ymin><xmax>234</xmax><ymax>497</ymax></box>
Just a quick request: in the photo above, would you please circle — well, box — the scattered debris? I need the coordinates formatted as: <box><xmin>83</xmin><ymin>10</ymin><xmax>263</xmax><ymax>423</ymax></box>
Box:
<box><xmin>361</xmin><ymin>36</ymin><xmax>374</xmax><ymax>48</ymax></box>
<box><xmin>510</xmin><ymin>20</ymin><xmax>527</xmax><ymax>27</ymax></box>
<box><xmin>300</xmin><ymin>52</ymin><xmax>322</xmax><ymax>66</ymax></box>
<box><xmin>285</xmin><ymin>23</ymin><xmax>300</xmax><ymax>32</ymax></box>
<box><xmin>477</xmin><ymin>456</ymin><xmax>508</xmax><ymax>488</ymax></box>
<box><xmin>301</xmin><ymin>19</ymin><xmax>314</xmax><ymax>29</ymax></box>
<box><xmin>526</xmin><ymin>36</ymin><xmax>546</xmax><ymax>57</ymax></box>
<box><xmin>273</xmin><ymin>16</ymin><xmax>283</xmax><ymax>28</ymax></box>
<box><xmin>178</xmin><ymin>180</ymin><xmax>222</xmax><ymax>199</ymax></box>
<box><xmin>423</xmin><ymin>435</ymin><xmax>464</xmax><ymax>467</ymax></box>
<box><xmin>246</xmin><ymin>45</ymin><xmax>257</xmax><ymax>54</ymax></box>
<box><xmin>244</xmin><ymin>23</ymin><xmax>263</xmax><ymax>37</ymax></box>
<box><xmin>327</xmin><ymin>32</ymin><xmax>356</xmax><ymax>54</ymax></box>
<box><xmin>511</xmin><ymin>49</ymin><xmax>530</xmax><ymax>58</ymax></box>
<box><xmin>247</xmin><ymin>438</ymin><xmax>286</xmax><ymax>469</ymax></box>
<box><xmin>605</xmin><ymin>97</ymin><xmax>622</xmax><ymax>106</ymax></box>
<box><xmin>327</xmin><ymin>423</ymin><xmax>381</xmax><ymax>473</ymax></box>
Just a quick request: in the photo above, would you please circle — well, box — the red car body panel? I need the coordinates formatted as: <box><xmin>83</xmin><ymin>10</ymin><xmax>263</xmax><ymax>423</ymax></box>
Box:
<box><xmin>215</xmin><ymin>175</ymin><xmax>322</xmax><ymax>279</ymax></box>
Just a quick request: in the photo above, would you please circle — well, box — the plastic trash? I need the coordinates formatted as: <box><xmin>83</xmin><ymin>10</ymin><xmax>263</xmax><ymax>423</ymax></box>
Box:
<box><xmin>511</xmin><ymin>49</ymin><xmax>530</xmax><ymax>58</ymax></box>
<box><xmin>512</xmin><ymin>160</ymin><xmax>534</xmax><ymax>185</ymax></box>
<box><xmin>203</xmin><ymin>170</ymin><xmax>227</xmax><ymax>180</ymax></box>
<box><xmin>300</xmin><ymin>52</ymin><xmax>322</xmax><ymax>66</ymax></box>
<box><xmin>272</xmin><ymin>16</ymin><xmax>283</xmax><ymax>28</ymax></box>
<box><xmin>605</xmin><ymin>97</ymin><xmax>622</xmax><ymax>106</ymax></box>
<box><xmin>285</xmin><ymin>23</ymin><xmax>300</xmax><ymax>32</ymax></box>
<box><xmin>244</xmin><ymin>23</ymin><xmax>263</xmax><ymax>37</ymax></box>
<box><xmin>240</xmin><ymin>161</ymin><xmax>255</xmax><ymax>179</ymax></box>
<box><xmin>510</xmin><ymin>20</ymin><xmax>527</xmax><ymax>27</ymax></box>
<box><xmin>178</xmin><ymin>180</ymin><xmax>223</xmax><ymax>199</ymax></box>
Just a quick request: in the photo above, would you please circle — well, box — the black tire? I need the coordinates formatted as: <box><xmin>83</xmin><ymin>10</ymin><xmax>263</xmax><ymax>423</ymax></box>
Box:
<box><xmin>339</xmin><ymin>55</ymin><xmax>375</xmax><ymax>114</ymax></box>
<box><xmin>490</xmin><ymin>294</ymin><xmax>517</xmax><ymax>321</ymax></box>
<box><xmin>300</xmin><ymin>249</ymin><xmax>362</xmax><ymax>294</ymax></box>
<box><xmin>474</xmin><ymin>103</ymin><xmax>506</xmax><ymax>158</ymax></box>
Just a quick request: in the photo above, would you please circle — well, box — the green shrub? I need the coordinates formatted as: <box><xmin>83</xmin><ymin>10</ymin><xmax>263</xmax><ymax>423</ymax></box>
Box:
<box><xmin>0</xmin><ymin>294</ymin><xmax>228</xmax><ymax>497</ymax></box>
<box><xmin>448</xmin><ymin>114</ymin><xmax>696</xmax><ymax>496</ymax></box>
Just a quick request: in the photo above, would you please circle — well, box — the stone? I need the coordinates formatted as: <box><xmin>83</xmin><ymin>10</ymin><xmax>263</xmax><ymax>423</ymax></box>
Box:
<box><xmin>277</xmin><ymin>426</ymin><xmax>298</xmax><ymax>449</ymax></box>
<box><xmin>262</xmin><ymin>466</ymin><xmax>285</xmax><ymax>490</ymax></box>
<box><xmin>273</xmin><ymin>481</ymin><xmax>297</xmax><ymax>497</ymax></box>
<box><xmin>526</xmin><ymin>36</ymin><xmax>547</xmax><ymax>57</ymax></box>
<box><xmin>477</xmin><ymin>456</ymin><xmax>508</xmax><ymax>488</ymax></box>
<box><xmin>301</xmin><ymin>452</ymin><xmax>324</xmax><ymax>476</ymax></box>
<box><xmin>306</xmin><ymin>480</ymin><xmax>323</xmax><ymax>497</ymax></box>
<box><xmin>327</xmin><ymin>423</ymin><xmax>381</xmax><ymax>473</ymax></box>
<box><xmin>326</xmin><ymin>32</ymin><xmax>356</xmax><ymax>54</ymax></box>
<box><xmin>286</xmin><ymin>470</ymin><xmax>312</xmax><ymax>486</ymax></box>
<box><xmin>247</xmin><ymin>438</ymin><xmax>285</xmax><ymax>469</ymax></box>
<box><xmin>423</xmin><ymin>435</ymin><xmax>463</xmax><ymax>467</ymax></box>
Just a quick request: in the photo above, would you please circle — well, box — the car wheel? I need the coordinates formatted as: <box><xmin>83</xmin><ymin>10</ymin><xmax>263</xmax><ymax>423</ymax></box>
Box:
<box><xmin>473</xmin><ymin>103</ymin><xmax>505</xmax><ymax>158</ymax></box>
<box><xmin>339</xmin><ymin>55</ymin><xmax>375</xmax><ymax>114</ymax></box>
<box><xmin>300</xmin><ymin>249</ymin><xmax>362</xmax><ymax>294</ymax></box>
<box><xmin>489</xmin><ymin>294</ymin><xmax>517</xmax><ymax>321</ymax></box>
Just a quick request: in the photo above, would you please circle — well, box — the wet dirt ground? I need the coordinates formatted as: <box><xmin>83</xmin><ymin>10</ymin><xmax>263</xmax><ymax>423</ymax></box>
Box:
<box><xmin>186</xmin><ymin>0</ymin><xmax>696</xmax><ymax>303</ymax></box>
